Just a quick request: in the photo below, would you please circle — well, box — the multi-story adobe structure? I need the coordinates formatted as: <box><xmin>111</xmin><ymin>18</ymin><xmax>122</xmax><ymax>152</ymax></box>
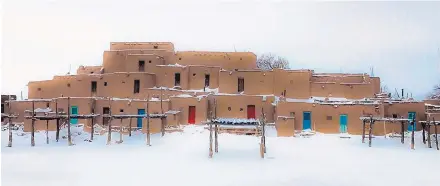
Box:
<box><xmin>5</xmin><ymin>42</ymin><xmax>432</xmax><ymax>136</ymax></box>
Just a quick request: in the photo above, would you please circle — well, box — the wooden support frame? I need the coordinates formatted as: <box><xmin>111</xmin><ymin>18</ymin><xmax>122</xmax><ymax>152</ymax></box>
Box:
<box><xmin>146</xmin><ymin>95</ymin><xmax>151</xmax><ymax>146</ymax></box>
<box><xmin>368</xmin><ymin>117</ymin><xmax>373</xmax><ymax>147</ymax></box>
<box><xmin>31</xmin><ymin>100</ymin><xmax>35</xmax><ymax>147</ymax></box>
<box><xmin>67</xmin><ymin>97</ymin><xmax>73</xmax><ymax>146</ymax></box>
<box><xmin>411</xmin><ymin>119</ymin><xmax>415</xmax><ymax>150</ymax></box>
<box><xmin>362</xmin><ymin>120</ymin><xmax>366</xmax><ymax>143</ymax></box>
<box><xmin>400</xmin><ymin>121</ymin><xmax>405</xmax><ymax>144</ymax></box>
<box><xmin>427</xmin><ymin>118</ymin><xmax>432</xmax><ymax>148</ymax></box>
<box><xmin>55</xmin><ymin>99</ymin><xmax>60</xmax><ymax>142</ymax></box>
<box><xmin>434</xmin><ymin>118</ymin><xmax>439</xmax><ymax>150</ymax></box>
<box><xmin>107</xmin><ymin>98</ymin><xmax>112</xmax><ymax>145</ymax></box>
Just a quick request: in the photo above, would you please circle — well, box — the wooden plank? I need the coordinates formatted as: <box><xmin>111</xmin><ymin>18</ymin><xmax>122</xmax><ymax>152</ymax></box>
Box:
<box><xmin>362</xmin><ymin>120</ymin><xmax>366</xmax><ymax>143</ymax></box>
<box><xmin>411</xmin><ymin>119</ymin><xmax>415</xmax><ymax>150</ymax></box>
<box><xmin>55</xmin><ymin>99</ymin><xmax>60</xmax><ymax>142</ymax></box>
<box><xmin>67</xmin><ymin>97</ymin><xmax>72</xmax><ymax>146</ymax></box>
<box><xmin>146</xmin><ymin>95</ymin><xmax>151</xmax><ymax>146</ymax></box>
<box><xmin>31</xmin><ymin>100</ymin><xmax>35</xmax><ymax>147</ymax></box>
<box><xmin>107</xmin><ymin>98</ymin><xmax>112</xmax><ymax>145</ymax></box>
<box><xmin>209</xmin><ymin>121</ymin><xmax>213</xmax><ymax>158</ymax></box>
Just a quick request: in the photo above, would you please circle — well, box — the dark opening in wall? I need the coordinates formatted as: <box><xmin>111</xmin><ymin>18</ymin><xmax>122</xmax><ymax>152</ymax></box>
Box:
<box><xmin>134</xmin><ymin>80</ymin><xmax>140</xmax><ymax>93</ymax></box>
<box><xmin>149</xmin><ymin>60</ymin><xmax>152</xmax><ymax>63</ymax></box>
<box><xmin>104</xmin><ymin>82</ymin><xmax>108</xmax><ymax>86</ymax></box>
<box><xmin>154</xmin><ymin>45</ymin><xmax>158</xmax><ymax>49</ymax></box>
<box><xmin>179</xmin><ymin>58</ymin><xmax>182</xmax><ymax>60</ymax></box>
<box><xmin>1</xmin><ymin>104</ymin><xmax>4</xmax><ymax>113</ymax></box>
<box><xmin>240</xmin><ymin>108</ymin><xmax>243</xmax><ymax>111</ymax></box>
<box><xmin>46</xmin><ymin>103</ymin><xmax>50</xmax><ymax>108</ymax></box>
<box><xmin>91</xmin><ymin>81</ymin><xmax>97</xmax><ymax>93</ymax></box>
<box><xmin>327</xmin><ymin>116</ymin><xmax>332</xmax><ymax>120</ymax></box>
<box><xmin>67</xmin><ymin>83</ymin><xmax>71</xmax><ymax>87</ymax></box>
<box><xmin>138</xmin><ymin>60</ymin><xmax>145</xmax><ymax>72</ymax></box>
<box><xmin>175</xmin><ymin>73</ymin><xmax>181</xmax><ymax>86</ymax></box>
<box><xmin>205</xmin><ymin>74</ymin><xmax>210</xmax><ymax>87</ymax></box>
<box><xmin>290</xmin><ymin>112</ymin><xmax>295</xmax><ymax>117</ymax></box>
<box><xmin>120</xmin><ymin>109</ymin><xmax>124</xmax><ymax>113</ymax></box>
<box><xmin>103</xmin><ymin>107</ymin><xmax>110</xmax><ymax>125</ymax></box>
<box><xmin>392</xmin><ymin>114</ymin><xmax>398</xmax><ymax>118</ymax></box>
<box><xmin>193</xmin><ymin>73</ymin><xmax>196</xmax><ymax>76</ymax></box>
<box><xmin>228</xmin><ymin>107</ymin><xmax>231</xmax><ymax>111</ymax></box>
<box><xmin>37</xmin><ymin>88</ymin><xmax>41</xmax><ymax>91</ymax></box>
<box><xmin>238</xmin><ymin>77</ymin><xmax>244</xmax><ymax>92</ymax></box>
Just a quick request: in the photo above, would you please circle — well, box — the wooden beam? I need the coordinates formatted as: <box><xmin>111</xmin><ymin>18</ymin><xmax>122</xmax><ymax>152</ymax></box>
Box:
<box><xmin>160</xmin><ymin>87</ymin><xmax>165</xmax><ymax>137</ymax></box>
<box><xmin>214</xmin><ymin>123</ymin><xmax>218</xmax><ymax>153</ymax></box>
<box><xmin>368</xmin><ymin>117</ymin><xmax>373</xmax><ymax>147</ymax></box>
<box><xmin>119</xmin><ymin>119</ymin><xmax>123</xmax><ymax>143</ymax></box>
<box><xmin>128</xmin><ymin>118</ymin><xmax>132</xmax><ymax>137</ymax></box>
<box><xmin>411</xmin><ymin>119</ymin><xmax>415</xmax><ymax>150</ymax></box>
<box><xmin>427</xmin><ymin>118</ymin><xmax>432</xmax><ymax>148</ymax></box>
<box><xmin>422</xmin><ymin>122</ymin><xmax>426</xmax><ymax>144</ymax></box>
<box><xmin>31</xmin><ymin>100</ymin><xmax>35</xmax><ymax>147</ymax></box>
<box><xmin>55</xmin><ymin>99</ymin><xmax>60</xmax><ymax>142</ymax></box>
<box><xmin>400</xmin><ymin>121</ymin><xmax>404</xmax><ymax>144</ymax></box>
<box><xmin>46</xmin><ymin>120</ymin><xmax>49</xmax><ymax>144</ymax></box>
<box><xmin>209</xmin><ymin>121</ymin><xmax>213</xmax><ymax>158</ymax></box>
<box><xmin>67</xmin><ymin>97</ymin><xmax>72</xmax><ymax>146</ymax></box>
<box><xmin>107</xmin><ymin>98</ymin><xmax>112</xmax><ymax>145</ymax></box>
<box><xmin>90</xmin><ymin>98</ymin><xmax>95</xmax><ymax>141</ymax></box>
<box><xmin>7</xmin><ymin>97</ymin><xmax>12</xmax><ymax>147</ymax></box>
<box><xmin>434</xmin><ymin>118</ymin><xmax>439</xmax><ymax>150</ymax></box>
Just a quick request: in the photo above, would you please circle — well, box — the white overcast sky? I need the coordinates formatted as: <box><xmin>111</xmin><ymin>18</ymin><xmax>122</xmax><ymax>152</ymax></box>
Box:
<box><xmin>2</xmin><ymin>0</ymin><xmax>440</xmax><ymax>99</ymax></box>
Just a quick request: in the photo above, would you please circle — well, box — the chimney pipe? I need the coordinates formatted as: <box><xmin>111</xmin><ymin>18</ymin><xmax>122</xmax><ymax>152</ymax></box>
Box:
<box><xmin>401</xmin><ymin>89</ymin><xmax>404</xmax><ymax>98</ymax></box>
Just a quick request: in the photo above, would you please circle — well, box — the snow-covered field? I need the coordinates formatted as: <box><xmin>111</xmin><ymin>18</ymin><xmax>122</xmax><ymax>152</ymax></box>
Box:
<box><xmin>1</xmin><ymin>125</ymin><xmax>439</xmax><ymax>186</ymax></box>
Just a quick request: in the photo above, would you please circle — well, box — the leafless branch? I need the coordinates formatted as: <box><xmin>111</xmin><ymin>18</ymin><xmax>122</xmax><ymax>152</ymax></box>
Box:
<box><xmin>256</xmin><ymin>53</ymin><xmax>290</xmax><ymax>70</ymax></box>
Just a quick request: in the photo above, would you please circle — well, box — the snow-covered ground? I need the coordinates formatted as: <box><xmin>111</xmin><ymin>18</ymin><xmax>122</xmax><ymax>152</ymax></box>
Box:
<box><xmin>1</xmin><ymin>125</ymin><xmax>439</xmax><ymax>186</ymax></box>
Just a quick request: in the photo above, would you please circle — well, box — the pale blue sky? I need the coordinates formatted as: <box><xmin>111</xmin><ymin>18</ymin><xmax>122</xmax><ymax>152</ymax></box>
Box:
<box><xmin>2</xmin><ymin>0</ymin><xmax>440</xmax><ymax>100</ymax></box>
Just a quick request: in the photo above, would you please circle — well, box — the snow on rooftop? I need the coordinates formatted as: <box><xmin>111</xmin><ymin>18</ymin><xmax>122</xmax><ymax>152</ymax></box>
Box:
<box><xmin>157</xmin><ymin>63</ymin><xmax>186</xmax><ymax>67</ymax></box>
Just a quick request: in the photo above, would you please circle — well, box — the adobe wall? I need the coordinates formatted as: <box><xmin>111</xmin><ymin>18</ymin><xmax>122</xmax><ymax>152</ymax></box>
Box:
<box><xmin>28</xmin><ymin>73</ymin><xmax>156</xmax><ymax>99</ymax></box>
<box><xmin>102</xmin><ymin>50</ymin><xmax>175</xmax><ymax>73</ymax></box>
<box><xmin>425</xmin><ymin>99</ymin><xmax>440</xmax><ymax>105</ymax></box>
<box><xmin>273</xmin><ymin>69</ymin><xmax>312</xmax><ymax>98</ymax></box>
<box><xmin>310</xmin><ymin>82</ymin><xmax>375</xmax><ymax>99</ymax></box>
<box><xmin>213</xmin><ymin>95</ymin><xmax>275</xmax><ymax>122</ymax></box>
<box><xmin>169</xmin><ymin>96</ymin><xmax>208</xmax><ymax>125</ymax></box>
<box><xmin>276</xmin><ymin>101</ymin><xmax>385</xmax><ymax>135</ymax></box>
<box><xmin>175</xmin><ymin>51</ymin><xmax>257</xmax><ymax>70</ymax></box>
<box><xmin>110</xmin><ymin>42</ymin><xmax>175</xmax><ymax>51</ymax></box>
<box><xmin>218</xmin><ymin>70</ymin><xmax>274</xmax><ymax>95</ymax></box>
<box><xmin>384</xmin><ymin>102</ymin><xmax>426</xmax><ymax>130</ymax></box>
<box><xmin>188</xmin><ymin>66</ymin><xmax>220</xmax><ymax>90</ymax></box>
<box><xmin>77</xmin><ymin>66</ymin><xmax>103</xmax><ymax>75</ymax></box>
<box><xmin>154</xmin><ymin>66</ymin><xmax>190</xmax><ymax>89</ymax></box>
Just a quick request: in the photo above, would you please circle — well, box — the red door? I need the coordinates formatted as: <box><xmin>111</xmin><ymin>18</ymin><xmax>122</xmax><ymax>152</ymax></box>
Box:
<box><xmin>247</xmin><ymin>105</ymin><xmax>256</xmax><ymax>119</ymax></box>
<box><xmin>188</xmin><ymin>106</ymin><xmax>196</xmax><ymax>124</ymax></box>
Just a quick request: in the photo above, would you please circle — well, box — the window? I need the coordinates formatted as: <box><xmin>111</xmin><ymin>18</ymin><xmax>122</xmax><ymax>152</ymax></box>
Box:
<box><xmin>205</xmin><ymin>74</ymin><xmax>210</xmax><ymax>87</ymax></box>
<box><xmin>134</xmin><ymin>80</ymin><xmax>140</xmax><ymax>93</ymax></box>
<box><xmin>238</xmin><ymin>77</ymin><xmax>244</xmax><ymax>92</ymax></box>
<box><xmin>1</xmin><ymin>104</ymin><xmax>4</xmax><ymax>113</ymax></box>
<box><xmin>67</xmin><ymin>83</ymin><xmax>71</xmax><ymax>87</ymax></box>
<box><xmin>37</xmin><ymin>88</ymin><xmax>41</xmax><ymax>91</ymax></box>
<box><xmin>91</xmin><ymin>81</ymin><xmax>97</xmax><ymax>93</ymax></box>
<box><xmin>290</xmin><ymin>112</ymin><xmax>295</xmax><ymax>117</ymax></box>
<box><xmin>149</xmin><ymin>60</ymin><xmax>152</xmax><ymax>63</ymax></box>
<box><xmin>120</xmin><ymin>109</ymin><xmax>124</xmax><ymax>113</ymax></box>
<box><xmin>193</xmin><ymin>73</ymin><xmax>196</xmax><ymax>76</ymax></box>
<box><xmin>103</xmin><ymin>107</ymin><xmax>110</xmax><ymax>114</ymax></box>
<box><xmin>283</xmin><ymin>90</ymin><xmax>287</xmax><ymax>97</ymax></box>
<box><xmin>46</xmin><ymin>103</ymin><xmax>50</xmax><ymax>108</ymax></box>
<box><xmin>240</xmin><ymin>108</ymin><xmax>243</xmax><ymax>111</ymax></box>
<box><xmin>179</xmin><ymin>58</ymin><xmax>182</xmax><ymax>60</ymax></box>
<box><xmin>326</xmin><ymin>116</ymin><xmax>333</xmax><ymax>120</ymax></box>
<box><xmin>153</xmin><ymin>45</ymin><xmax>158</xmax><ymax>49</ymax></box>
<box><xmin>175</xmin><ymin>73</ymin><xmax>181</xmax><ymax>86</ymax></box>
<box><xmin>138</xmin><ymin>60</ymin><xmax>145</xmax><ymax>72</ymax></box>
<box><xmin>228</xmin><ymin>107</ymin><xmax>231</xmax><ymax>111</ymax></box>
<box><xmin>392</xmin><ymin>114</ymin><xmax>398</xmax><ymax>118</ymax></box>
<box><xmin>104</xmin><ymin>82</ymin><xmax>108</xmax><ymax>86</ymax></box>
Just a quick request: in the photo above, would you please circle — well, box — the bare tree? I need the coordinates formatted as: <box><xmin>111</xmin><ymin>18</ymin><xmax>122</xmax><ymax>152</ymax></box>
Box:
<box><xmin>429</xmin><ymin>84</ymin><xmax>440</xmax><ymax>99</ymax></box>
<box><xmin>256</xmin><ymin>53</ymin><xmax>290</xmax><ymax>70</ymax></box>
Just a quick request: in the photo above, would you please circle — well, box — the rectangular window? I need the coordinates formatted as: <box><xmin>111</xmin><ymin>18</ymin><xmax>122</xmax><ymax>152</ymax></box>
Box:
<box><xmin>103</xmin><ymin>107</ymin><xmax>110</xmax><ymax>125</ymax></box>
<box><xmin>134</xmin><ymin>80</ymin><xmax>140</xmax><ymax>93</ymax></box>
<box><xmin>327</xmin><ymin>116</ymin><xmax>333</xmax><ymax>120</ymax></box>
<box><xmin>392</xmin><ymin>114</ymin><xmax>398</xmax><ymax>118</ymax></box>
<box><xmin>138</xmin><ymin>60</ymin><xmax>145</xmax><ymax>72</ymax></box>
<box><xmin>175</xmin><ymin>73</ymin><xmax>181</xmax><ymax>86</ymax></box>
<box><xmin>1</xmin><ymin>104</ymin><xmax>4</xmax><ymax>113</ymax></box>
<box><xmin>290</xmin><ymin>112</ymin><xmax>295</xmax><ymax>117</ymax></box>
<box><xmin>238</xmin><ymin>77</ymin><xmax>244</xmax><ymax>92</ymax></box>
<box><xmin>205</xmin><ymin>74</ymin><xmax>210</xmax><ymax>87</ymax></box>
<box><xmin>91</xmin><ymin>81</ymin><xmax>97</xmax><ymax>93</ymax></box>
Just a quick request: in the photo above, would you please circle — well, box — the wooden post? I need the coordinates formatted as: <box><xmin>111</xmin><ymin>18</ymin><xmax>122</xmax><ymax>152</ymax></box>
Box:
<box><xmin>67</xmin><ymin>97</ymin><xmax>72</xmax><ymax>146</ymax></box>
<box><xmin>400</xmin><ymin>121</ymin><xmax>405</xmax><ymax>144</ymax></box>
<box><xmin>160</xmin><ymin>88</ymin><xmax>165</xmax><ymax>137</ymax></box>
<box><xmin>90</xmin><ymin>98</ymin><xmax>95</xmax><ymax>141</ymax></box>
<box><xmin>434</xmin><ymin>118</ymin><xmax>439</xmax><ymax>150</ymax></box>
<box><xmin>46</xmin><ymin>119</ymin><xmax>49</xmax><ymax>144</ymax></box>
<box><xmin>368</xmin><ymin>118</ymin><xmax>373</xmax><ymax>147</ymax></box>
<box><xmin>214</xmin><ymin>123</ymin><xmax>218</xmax><ymax>153</ymax></box>
<box><xmin>262</xmin><ymin>109</ymin><xmax>266</xmax><ymax>153</ymax></box>
<box><xmin>7</xmin><ymin>98</ymin><xmax>12</xmax><ymax>147</ymax></box>
<box><xmin>209</xmin><ymin>121</ymin><xmax>213</xmax><ymax>158</ymax></box>
<box><xmin>107</xmin><ymin>98</ymin><xmax>112</xmax><ymax>145</ymax></box>
<box><xmin>146</xmin><ymin>95</ymin><xmax>151</xmax><ymax>146</ymax></box>
<box><xmin>383</xmin><ymin>121</ymin><xmax>387</xmax><ymax>138</ymax></box>
<box><xmin>31</xmin><ymin>100</ymin><xmax>35</xmax><ymax>147</ymax></box>
<box><xmin>128</xmin><ymin>118</ymin><xmax>132</xmax><ymax>137</ymax></box>
<box><xmin>362</xmin><ymin>120</ymin><xmax>366</xmax><ymax>143</ymax></box>
<box><xmin>422</xmin><ymin>123</ymin><xmax>426</xmax><ymax>144</ymax></box>
<box><xmin>411</xmin><ymin>119</ymin><xmax>415</xmax><ymax>150</ymax></box>
<box><xmin>55</xmin><ymin>99</ymin><xmax>60</xmax><ymax>142</ymax></box>
<box><xmin>119</xmin><ymin>119</ymin><xmax>123</xmax><ymax>143</ymax></box>
<box><xmin>427</xmin><ymin>120</ymin><xmax>432</xmax><ymax>148</ymax></box>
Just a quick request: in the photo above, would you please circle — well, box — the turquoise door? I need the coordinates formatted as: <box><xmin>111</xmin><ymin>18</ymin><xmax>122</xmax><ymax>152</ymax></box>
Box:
<box><xmin>339</xmin><ymin>114</ymin><xmax>348</xmax><ymax>133</ymax></box>
<box><xmin>408</xmin><ymin>112</ymin><xmax>416</xmax><ymax>131</ymax></box>
<box><xmin>137</xmin><ymin>109</ymin><xmax>145</xmax><ymax>128</ymax></box>
<box><xmin>303</xmin><ymin>112</ymin><xmax>311</xmax><ymax>130</ymax></box>
<box><xmin>70</xmin><ymin>106</ymin><xmax>78</xmax><ymax>124</ymax></box>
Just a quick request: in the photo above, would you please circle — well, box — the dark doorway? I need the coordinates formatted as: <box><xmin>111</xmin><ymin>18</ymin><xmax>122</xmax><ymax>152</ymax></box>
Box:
<box><xmin>247</xmin><ymin>105</ymin><xmax>255</xmax><ymax>119</ymax></box>
<box><xmin>138</xmin><ymin>60</ymin><xmax>145</xmax><ymax>72</ymax></box>
<box><xmin>91</xmin><ymin>81</ymin><xmax>97</xmax><ymax>93</ymax></box>
<box><xmin>134</xmin><ymin>80</ymin><xmax>140</xmax><ymax>93</ymax></box>
<box><xmin>238</xmin><ymin>77</ymin><xmax>244</xmax><ymax>92</ymax></box>
<box><xmin>205</xmin><ymin>74</ymin><xmax>210</xmax><ymax>87</ymax></box>
<box><xmin>175</xmin><ymin>73</ymin><xmax>181</xmax><ymax>86</ymax></box>
<box><xmin>103</xmin><ymin>107</ymin><xmax>110</xmax><ymax>125</ymax></box>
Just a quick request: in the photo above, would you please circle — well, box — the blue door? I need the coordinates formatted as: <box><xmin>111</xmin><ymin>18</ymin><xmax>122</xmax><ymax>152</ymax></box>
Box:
<box><xmin>303</xmin><ymin>112</ymin><xmax>311</xmax><ymax>130</ymax></box>
<box><xmin>408</xmin><ymin>112</ymin><xmax>416</xmax><ymax>131</ymax></box>
<box><xmin>137</xmin><ymin>109</ymin><xmax>145</xmax><ymax>128</ymax></box>
<box><xmin>70</xmin><ymin>106</ymin><xmax>78</xmax><ymax>124</ymax></box>
<box><xmin>339</xmin><ymin>114</ymin><xmax>348</xmax><ymax>133</ymax></box>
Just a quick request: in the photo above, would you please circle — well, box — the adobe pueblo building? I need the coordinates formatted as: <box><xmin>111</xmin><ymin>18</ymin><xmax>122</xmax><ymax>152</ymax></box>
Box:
<box><xmin>4</xmin><ymin>42</ymin><xmax>436</xmax><ymax>137</ymax></box>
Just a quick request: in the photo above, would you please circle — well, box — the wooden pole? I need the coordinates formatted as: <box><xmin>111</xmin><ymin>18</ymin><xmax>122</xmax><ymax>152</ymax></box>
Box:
<box><xmin>55</xmin><ymin>99</ymin><xmax>60</xmax><ymax>142</ymax></box>
<box><xmin>146</xmin><ymin>95</ymin><xmax>151</xmax><ymax>146</ymax></box>
<box><xmin>107</xmin><ymin>98</ymin><xmax>112</xmax><ymax>145</ymax></box>
<box><xmin>128</xmin><ymin>118</ymin><xmax>132</xmax><ymax>137</ymax></box>
<box><xmin>383</xmin><ymin>121</ymin><xmax>386</xmax><ymax>138</ymax></box>
<box><xmin>31</xmin><ymin>100</ymin><xmax>35</xmax><ymax>147</ymax></box>
<box><xmin>368</xmin><ymin>117</ymin><xmax>373</xmax><ymax>147</ymax></box>
<box><xmin>411</xmin><ymin>119</ymin><xmax>415</xmax><ymax>150</ymax></box>
<box><xmin>434</xmin><ymin>118</ymin><xmax>439</xmax><ymax>150</ymax></box>
<box><xmin>362</xmin><ymin>120</ymin><xmax>366</xmax><ymax>143</ymax></box>
<box><xmin>427</xmin><ymin>119</ymin><xmax>432</xmax><ymax>148</ymax></box>
<box><xmin>262</xmin><ymin>108</ymin><xmax>266</xmax><ymax>153</ymax></box>
<box><xmin>209</xmin><ymin>121</ymin><xmax>213</xmax><ymax>158</ymax></box>
<box><xmin>119</xmin><ymin>119</ymin><xmax>123</xmax><ymax>143</ymax></box>
<box><xmin>90</xmin><ymin>98</ymin><xmax>95</xmax><ymax>141</ymax></box>
<box><xmin>46</xmin><ymin>119</ymin><xmax>49</xmax><ymax>144</ymax></box>
<box><xmin>67</xmin><ymin>97</ymin><xmax>72</xmax><ymax>146</ymax></box>
<box><xmin>7</xmin><ymin>98</ymin><xmax>12</xmax><ymax>147</ymax></box>
<box><xmin>214</xmin><ymin>123</ymin><xmax>218</xmax><ymax>153</ymax></box>
<box><xmin>400</xmin><ymin>121</ymin><xmax>404</xmax><ymax>144</ymax></box>
<box><xmin>422</xmin><ymin>123</ymin><xmax>426</xmax><ymax>144</ymax></box>
<box><xmin>160</xmin><ymin>88</ymin><xmax>165</xmax><ymax>137</ymax></box>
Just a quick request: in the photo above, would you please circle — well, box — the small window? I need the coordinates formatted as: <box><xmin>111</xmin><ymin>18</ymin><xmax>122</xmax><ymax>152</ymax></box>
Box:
<box><xmin>91</xmin><ymin>81</ymin><xmax>97</xmax><ymax>93</ymax></box>
<box><xmin>205</xmin><ymin>74</ymin><xmax>210</xmax><ymax>87</ymax></box>
<box><xmin>179</xmin><ymin>58</ymin><xmax>182</xmax><ymax>60</ymax></box>
<box><xmin>148</xmin><ymin>60</ymin><xmax>152</xmax><ymax>63</ymax></box>
<box><xmin>1</xmin><ymin>104</ymin><xmax>4</xmax><ymax>113</ymax></box>
<box><xmin>240</xmin><ymin>58</ymin><xmax>242</xmax><ymax>60</ymax></box>
<box><xmin>228</xmin><ymin>107</ymin><xmax>231</xmax><ymax>111</ymax></box>
<box><xmin>153</xmin><ymin>45</ymin><xmax>158</xmax><ymax>49</ymax></box>
<box><xmin>134</xmin><ymin>80</ymin><xmax>140</xmax><ymax>94</ymax></box>
<box><xmin>193</xmin><ymin>73</ymin><xmax>196</xmax><ymax>76</ymax></box>
<box><xmin>175</xmin><ymin>73</ymin><xmax>181</xmax><ymax>86</ymax></box>
<box><xmin>103</xmin><ymin>107</ymin><xmax>110</xmax><ymax>114</ymax></box>
<box><xmin>290</xmin><ymin>112</ymin><xmax>295</xmax><ymax>117</ymax></box>
<box><xmin>67</xmin><ymin>83</ymin><xmax>71</xmax><ymax>87</ymax></box>
<box><xmin>120</xmin><ymin>109</ymin><xmax>124</xmax><ymax>113</ymax></box>
<box><xmin>238</xmin><ymin>77</ymin><xmax>244</xmax><ymax>92</ymax></box>
<box><xmin>326</xmin><ymin>116</ymin><xmax>332</xmax><ymax>120</ymax></box>
<box><xmin>90</xmin><ymin>71</ymin><xmax>94</xmax><ymax>74</ymax></box>
<box><xmin>37</xmin><ymin>88</ymin><xmax>42</xmax><ymax>91</ymax></box>
<box><xmin>138</xmin><ymin>60</ymin><xmax>145</xmax><ymax>72</ymax></box>
<box><xmin>46</xmin><ymin>103</ymin><xmax>50</xmax><ymax>108</ymax></box>
<box><xmin>240</xmin><ymin>108</ymin><xmax>243</xmax><ymax>111</ymax></box>
<box><xmin>392</xmin><ymin>114</ymin><xmax>398</xmax><ymax>118</ymax></box>
<box><xmin>104</xmin><ymin>82</ymin><xmax>108</xmax><ymax>86</ymax></box>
